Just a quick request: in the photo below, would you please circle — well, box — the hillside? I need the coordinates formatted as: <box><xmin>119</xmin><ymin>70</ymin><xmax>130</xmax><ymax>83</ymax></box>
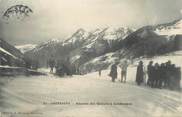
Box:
<box><xmin>80</xmin><ymin>50</ymin><xmax>182</xmax><ymax>74</ymax></box>
<box><xmin>155</xmin><ymin>19</ymin><xmax>182</xmax><ymax>36</ymax></box>
<box><xmin>0</xmin><ymin>38</ymin><xmax>25</xmax><ymax>67</ymax></box>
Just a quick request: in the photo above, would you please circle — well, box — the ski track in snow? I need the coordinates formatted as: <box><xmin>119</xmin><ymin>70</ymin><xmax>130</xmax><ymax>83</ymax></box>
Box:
<box><xmin>0</xmin><ymin>69</ymin><xmax>182</xmax><ymax>117</ymax></box>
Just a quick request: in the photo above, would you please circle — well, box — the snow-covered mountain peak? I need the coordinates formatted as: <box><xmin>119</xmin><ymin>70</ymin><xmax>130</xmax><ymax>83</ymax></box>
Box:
<box><xmin>16</xmin><ymin>44</ymin><xmax>37</xmax><ymax>53</ymax></box>
<box><xmin>44</xmin><ymin>38</ymin><xmax>62</xmax><ymax>44</ymax></box>
<box><xmin>72</xmin><ymin>28</ymin><xmax>89</xmax><ymax>40</ymax></box>
<box><xmin>69</xmin><ymin>28</ymin><xmax>87</xmax><ymax>37</ymax></box>
<box><xmin>39</xmin><ymin>38</ymin><xmax>61</xmax><ymax>46</ymax></box>
<box><xmin>74</xmin><ymin>28</ymin><xmax>86</xmax><ymax>35</ymax></box>
<box><xmin>103</xmin><ymin>27</ymin><xmax>134</xmax><ymax>40</ymax></box>
<box><xmin>50</xmin><ymin>38</ymin><xmax>61</xmax><ymax>43</ymax></box>
<box><xmin>62</xmin><ymin>27</ymin><xmax>134</xmax><ymax>46</ymax></box>
<box><xmin>62</xmin><ymin>28</ymin><xmax>90</xmax><ymax>46</ymax></box>
<box><xmin>90</xmin><ymin>28</ymin><xmax>107</xmax><ymax>35</ymax></box>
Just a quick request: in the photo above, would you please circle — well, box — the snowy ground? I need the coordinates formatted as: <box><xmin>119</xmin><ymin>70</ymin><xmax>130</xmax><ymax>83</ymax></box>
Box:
<box><xmin>0</xmin><ymin>66</ymin><xmax>182</xmax><ymax>117</ymax></box>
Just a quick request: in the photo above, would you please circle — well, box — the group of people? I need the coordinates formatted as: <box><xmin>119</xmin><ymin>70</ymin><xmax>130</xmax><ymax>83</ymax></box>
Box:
<box><xmin>48</xmin><ymin>58</ymin><xmax>73</xmax><ymax>77</ymax></box>
<box><xmin>109</xmin><ymin>60</ymin><xmax>128</xmax><ymax>83</ymax></box>
<box><xmin>109</xmin><ymin>60</ymin><xmax>181</xmax><ymax>91</ymax></box>
<box><xmin>138</xmin><ymin>60</ymin><xmax>181</xmax><ymax>90</ymax></box>
<box><xmin>55</xmin><ymin>63</ymin><xmax>72</xmax><ymax>76</ymax></box>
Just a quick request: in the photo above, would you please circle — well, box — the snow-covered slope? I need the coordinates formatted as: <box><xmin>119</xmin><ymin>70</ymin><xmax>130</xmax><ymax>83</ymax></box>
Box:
<box><xmin>0</xmin><ymin>46</ymin><xmax>17</xmax><ymax>59</ymax></box>
<box><xmin>134</xmin><ymin>50</ymin><xmax>182</xmax><ymax>69</ymax></box>
<box><xmin>80</xmin><ymin>50</ymin><xmax>182</xmax><ymax>74</ymax></box>
<box><xmin>1</xmin><ymin>67</ymin><xmax>182</xmax><ymax>117</ymax></box>
<box><xmin>153</xmin><ymin>19</ymin><xmax>182</xmax><ymax>52</ymax></box>
<box><xmin>16</xmin><ymin>44</ymin><xmax>37</xmax><ymax>53</ymax></box>
<box><xmin>155</xmin><ymin>19</ymin><xmax>182</xmax><ymax>36</ymax></box>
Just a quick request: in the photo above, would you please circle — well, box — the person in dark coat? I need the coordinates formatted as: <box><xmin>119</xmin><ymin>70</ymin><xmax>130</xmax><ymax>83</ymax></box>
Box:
<box><xmin>109</xmin><ymin>63</ymin><xmax>118</xmax><ymax>82</ymax></box>
<box><xmin>99</xmin><ymin>68</ymin><xmax>102</xmax><ymax>77</ymax></box>
<box><xmin>175</xmin><ymin>67</ymin><xmax>181</xmax><ymax>90</ymax></box>
<box><xmin>169</xmin><ymin>64</ymin><xmax>176</xmax><ymax>90</ymax></box>
<box><xmin>165</xmin><ymin>61</ymin><xmax>172</xmax><ymax>88</ymax></box>
<box><xmin>147</xmin><ymin>61</ymin><xmax>154</xmax><ymax>86</ymax></box>
<box><xmin>153</xmin><ymin>63</ymin><xmax>160</xmax><ymax>88</ymax></box>
<box><xmin>49</xmin><ymin>58</ymin><xmax>55</xmax><ymax>73</ymax></box>
<box><xmin>158</xmin><ymin>63</ymin><xmax>166</xmax><ymax>89</ymax></box>
<box><xmin>136</xmin><ymin>61</ymin><xmax>144</xmax><ymax>85</ymax></box>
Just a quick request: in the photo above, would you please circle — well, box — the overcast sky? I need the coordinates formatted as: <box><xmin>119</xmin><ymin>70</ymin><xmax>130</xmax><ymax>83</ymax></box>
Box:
<box><xmin>0</xmin><ymin>0</ymin><xmax>182</xmax><ymax>45</ymax></box>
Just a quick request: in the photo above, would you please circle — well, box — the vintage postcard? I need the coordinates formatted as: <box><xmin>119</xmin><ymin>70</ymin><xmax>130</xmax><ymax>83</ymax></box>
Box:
<box><xmin>0</xmin><ymin>0</ymin><xmax>182</xmax><ymax>117</ymax></box>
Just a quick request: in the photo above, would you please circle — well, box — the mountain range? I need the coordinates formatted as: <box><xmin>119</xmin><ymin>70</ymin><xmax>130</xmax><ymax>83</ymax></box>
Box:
<box><xmin>24</xmin><ymin>27</ymin><xmax>134</xmax><ymax>70</ymax></box>
<box><xmin>2</xmin><ymin>18</ymin><xmax>182</xmax><ymax>74</ymax></box>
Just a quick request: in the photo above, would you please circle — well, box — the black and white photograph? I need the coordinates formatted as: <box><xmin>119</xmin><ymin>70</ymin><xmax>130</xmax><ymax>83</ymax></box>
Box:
<box><xmin>0</xmin><ymin>0</ymin><xmax>182</xmax><ymax>117</ymax></box>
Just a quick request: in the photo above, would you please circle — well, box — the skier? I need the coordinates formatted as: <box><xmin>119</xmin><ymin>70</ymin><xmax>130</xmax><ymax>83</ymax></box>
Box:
<box><xmin>109</xmin><ymin>63</ymin><xmax>118</xmax><ymax>82</ymax></box>
<box><xmin>136</xmin><ymin>61</ymin><xmax>144</xmax><ymax>85</ymax></box>
<box><xmin>119</xmin><ymin>60</ymin><xmax>128</xmax><ymax>83</ymax></box>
